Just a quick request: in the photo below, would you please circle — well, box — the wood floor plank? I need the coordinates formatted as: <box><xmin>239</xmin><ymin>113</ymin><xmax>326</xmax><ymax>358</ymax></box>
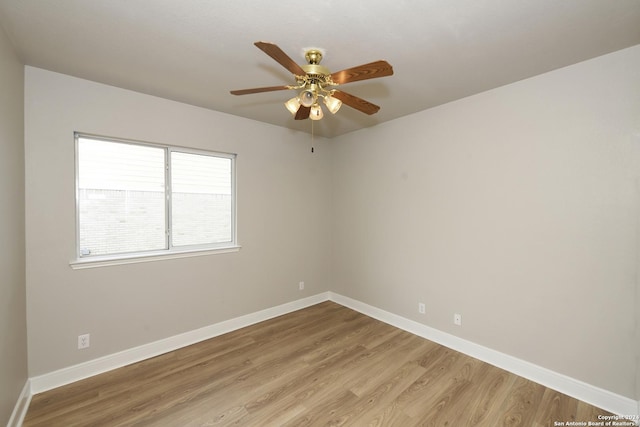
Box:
<box><xmin>458</xmin><ymin>367</ymin><xmax>518</xmax><ymax>426</ymax></box>
<box><xmin>531</xmin><ymin>388</ymin><xmax>580</xmax><ymax>427</ymax></box>
<box><xmin>348</xmin><ymin>333</ymin><xmax>433</xmax><ymax>397</ymax></box>
<box><xmin>392</xmin><ymin>346</ymin><xmax>465</xmax><ymax>418</ymax></box>
<box><xmin>497</xmin><ymin>376</ymin><xmax>547</xmax><ymax>426</ymax></box>
<box><xmin>410</xmin><ymin>356</ymin><xmax>483</xmax><ymax>426</ymax></box>
<box><xmin>23</xmin><ymin>302</ymin><xmax>616</xmax><ymax>426</ymax></box>
<box><xmin>333</xmin><ymin>360</ymin><xmax>427</xmax><ymax>426</ymax></box>
<box><xmin>417</xmin><ymin>359</ymin><xmax>494</xmax><ymax>426</ymax></box>
<box><xmin>283</xmin><ymin>389</ymin><xmax>360</xmax><ymax>427</ymax></box>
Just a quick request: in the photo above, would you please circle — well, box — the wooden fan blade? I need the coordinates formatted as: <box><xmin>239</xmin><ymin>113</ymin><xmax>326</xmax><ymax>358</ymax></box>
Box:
<box><xmin>330</xmin><ymin>60</ymin><xmax>393</xmax><ymax>85</ymax></box>
<box><xmin>230</xmin><ymin>85</ymin><xmax>291</xmax><ymax>95</ymax></box>
<box><xmin>254</xmin><ymin>41</ymin><xmax>306</xmax><ymax>76</ymax></box>
<box><xmin>331</xmin><ymin>90</ymin><xmax>381</xmax><ymax>115</ymax></box>
<box><xmin>295</xmin><ymin>105</ymin><xmax>311</xmax><ymax>120</ymax></box>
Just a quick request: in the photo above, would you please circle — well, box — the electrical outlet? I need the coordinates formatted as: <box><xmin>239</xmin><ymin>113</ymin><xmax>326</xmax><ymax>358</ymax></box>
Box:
<box><xmin>454</xmin><ymin>313</ymin><xmax>462</xmax><ymax>326</ymax></box>
<box><xmin>299</xmin><ymin>281</ymin><xmax>305</xmax><ymax>290</ymax></box>
<box><xmin>418</xmin><ymin>303</ymin><xmax>426</xmax><ymax>314</ymax></box>
<box><xmin>78</xmin><ymin>333</ymin><xmax>90</xmax><ymax>349</ymax></box>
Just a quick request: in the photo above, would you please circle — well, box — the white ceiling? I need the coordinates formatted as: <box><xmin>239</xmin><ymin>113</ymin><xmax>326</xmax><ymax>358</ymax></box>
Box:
<box><xmin>1</xmin><ymin>0</ymin><xmax>639</xmax><ymax>138</ymax></box>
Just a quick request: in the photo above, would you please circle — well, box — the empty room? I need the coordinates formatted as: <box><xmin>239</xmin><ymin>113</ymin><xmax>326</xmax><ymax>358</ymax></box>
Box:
<box><xmin>1</xmin><ymin>1</ymin><xmax>639</xmax><ymax>426</ymax></box>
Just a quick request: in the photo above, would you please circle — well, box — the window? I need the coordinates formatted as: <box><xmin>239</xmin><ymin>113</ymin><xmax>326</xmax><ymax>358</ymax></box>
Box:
<box><xmin>75</xmin><ymin>134</ymin><xmax>236</xmax><ymax>264</ymax></box>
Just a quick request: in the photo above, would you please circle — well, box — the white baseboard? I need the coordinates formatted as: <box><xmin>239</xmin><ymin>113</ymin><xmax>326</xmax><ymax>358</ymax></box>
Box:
<box><xmin>25</xmin><ymin>291</ymin><xmax>638</xmax><ymax>422</ymax></box>
<box><xmin>29</xmin><ymin>292</ymin><xmax>330</xmax><ymax>394</ymax></box>
<box><xmin>7</xmin><ymin>380</ymin><xmax>31</xmax><ymax>427</ymax></box>
<box><xmin>329</xmin><ymin>292</ymin><xmax>639</xmax><ymax>419</ymax></box>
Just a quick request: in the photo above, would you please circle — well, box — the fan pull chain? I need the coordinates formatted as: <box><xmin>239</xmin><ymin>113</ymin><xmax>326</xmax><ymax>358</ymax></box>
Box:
<box><xmin>311</xmin><ymin>119</ymin><xmax>315</xmax><ymax>153</ymax></box>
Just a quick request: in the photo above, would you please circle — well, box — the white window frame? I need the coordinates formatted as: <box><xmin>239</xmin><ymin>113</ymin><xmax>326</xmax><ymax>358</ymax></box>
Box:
<box><xmin>71</xmin><ymin>133</ymin><xmax>239</xmax><ymax>269</ymax></box>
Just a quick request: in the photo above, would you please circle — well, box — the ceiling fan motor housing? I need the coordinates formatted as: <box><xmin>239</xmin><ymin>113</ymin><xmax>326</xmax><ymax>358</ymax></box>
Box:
<box><xmin>301</xmin><ymin>64</ymin><xmax>330</xmax><ymax>77</ymax></box>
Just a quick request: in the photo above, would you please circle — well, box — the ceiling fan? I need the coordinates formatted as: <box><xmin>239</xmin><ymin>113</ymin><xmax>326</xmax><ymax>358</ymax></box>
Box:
<box><xmin>230</xmin><ymin>42</ymin><xmax>394</xmax><ymax>121</ymax></box>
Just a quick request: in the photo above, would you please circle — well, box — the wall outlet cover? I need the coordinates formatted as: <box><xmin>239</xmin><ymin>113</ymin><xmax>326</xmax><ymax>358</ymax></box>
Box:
<box><xmin>454</xmin><ymin>314</ymin><xmax>462</xmax><ymax>326</ymax></box>
<box><xmin>78</xmin><ymin>333</ymin><xmax>90</xmax><ymax>349</ymax></box>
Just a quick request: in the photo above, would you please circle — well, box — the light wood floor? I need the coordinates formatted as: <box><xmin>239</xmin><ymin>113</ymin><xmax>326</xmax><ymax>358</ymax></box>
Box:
<box><xmin>24</xmin><ymin>301</ymin><xmax>614</xmax><ymax>426</ymax></box>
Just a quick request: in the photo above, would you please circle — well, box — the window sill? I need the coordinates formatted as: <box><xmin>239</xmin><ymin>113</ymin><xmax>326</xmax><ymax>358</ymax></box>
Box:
<box><xmin>69</xmin><ymin>246</ymin><xmax>241</xmax><ymax>270</ymax></box>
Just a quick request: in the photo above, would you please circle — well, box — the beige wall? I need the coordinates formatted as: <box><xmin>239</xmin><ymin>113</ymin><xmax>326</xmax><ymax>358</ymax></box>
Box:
<box><xmin>24</xmin><ymin>67</ymin><xmax>332</xmax><ymax>376</ymax></box>
<box><xmin>331</xmin><ymin>45</ymin><xmax>640</xmax><ymax>399</ymax></box>
<box><xmin>0</xmin><ymin>23</ymin><xmax>27</xmax><ymax>425</ymax></box>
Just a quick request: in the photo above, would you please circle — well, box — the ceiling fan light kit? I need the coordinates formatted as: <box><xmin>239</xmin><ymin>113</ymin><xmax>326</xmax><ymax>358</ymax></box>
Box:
<box><xmin>231</xmin><ymin>42</ymin><xmax>394</xmax><ymax>121</ymax></box>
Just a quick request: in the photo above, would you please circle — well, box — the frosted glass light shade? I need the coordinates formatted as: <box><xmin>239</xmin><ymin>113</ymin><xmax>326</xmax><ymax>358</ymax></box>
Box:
<box><xmin>324</xmin><ymin>95</ymin><xmax>342</xmax><ymax>114</ymax></box>
<box><xmin>299</xmin><ymin>89</ymin><xmax>316</xmax><ymax>107</ymax></box>
<box><xmin>284</xmin><ymin>97</ymin><xmax>300</xmax><ymax>115</ymax></box>
<box><xmin>309</xmin><ymin>103</ymin><xmax>323</xmax><ymax>120</ymax></box>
